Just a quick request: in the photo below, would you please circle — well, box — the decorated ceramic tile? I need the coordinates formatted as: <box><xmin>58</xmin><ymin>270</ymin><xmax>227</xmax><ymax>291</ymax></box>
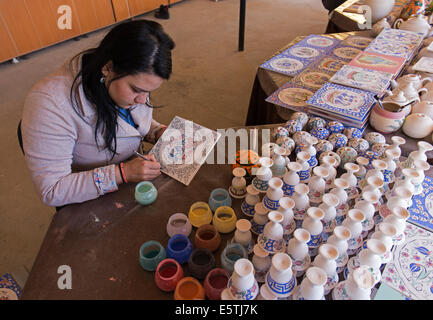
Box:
<box><xmin>0</xmin><ymin>273</ymin><xmax>21</xmax><ymax>299</ymax></box>
<box><xmin>313</xmin><ymin>56</ymin><xmax>348</xmax><ymax>73</ymax></box>
<box><xmin>306</xmin><ymin>82</ymin><xmax>376</xmax><ymax>123</ymax></box>
<box><xmin>265</xmin><ymin>81</ymin><xmax>315</xmax><ymax>112</ymax></box>
<box><xmin>287</xmin><ymin>45</ymin><xmax>323</xmax><ymax>60</ymax></box>
<box><xmin>331</xmin><ymin>46</ymin><xmax>363</xmax><ymax>61</ymax></box>
<box><xmin>375</xmin><ymin>28</ymin><xmax>424</xmax><ymax>48</ymax></box>
<box><xmin>298</xmin><ymin>34</ymin><xmax>341</xmax><ymax>50</ymax></box>
<box><xmin>260</xmin><ymin>55</ymin><xmax>311</xmax><ymax>77</ymax></box>
<box><xmin>150</xmin><ymin>116</ymin><xmax>221</xmax><ymax>186</ymax></box>
<box><xmin>348</xmin><ymin>51</ymin><xmax>406</xmax><ymax>75</ymax></box>
<box><xmin>413</xmin><ymin>57</ymin><xmax>433</xmax><ymax>74</ymax></box>
<box><xmin>373</xmin><ymin>283</ymin><xmax>410</xmax><ymax>300</ymax></box>
<box><xmin>341</xmin><ymin>35</ymin><xmax>374</xmax><ymax>49</ymax></box>
<box><xmin>408</xmin><ymin>175</ymin><xmax>433</xmax><ymax>233</ymax></box>
<box><xmin>330</xmin><ymin>65</ymin><xmax>393</xmax><ymax>95</ymax></box>
<box><xmin>366</xmin><ymin>40</ymin><xmax>416</xmax><ymax>60</ymax></box>
<box><xmin>292</xmin><ymin>68</ymin><xmax>335</xmax><ymax>90</ymax></box>
<box><xmin>381</xmin><ymin>223</ymin><xmax>433</xmax><ymax>300</ymax></box>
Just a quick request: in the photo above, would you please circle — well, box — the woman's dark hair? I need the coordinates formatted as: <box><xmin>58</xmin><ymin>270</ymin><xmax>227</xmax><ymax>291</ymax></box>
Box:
<box><xmin>70</xmin><ymin>19</ymin><xmax>175</xmax><ymax>159</ymax></box>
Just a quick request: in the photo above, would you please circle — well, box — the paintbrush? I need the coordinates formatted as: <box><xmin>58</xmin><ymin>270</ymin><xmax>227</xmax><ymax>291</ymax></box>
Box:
<box><xmin>134</xmin><ymin>151</ymin><xmax>157</xmax><ymax>162</ymax></box>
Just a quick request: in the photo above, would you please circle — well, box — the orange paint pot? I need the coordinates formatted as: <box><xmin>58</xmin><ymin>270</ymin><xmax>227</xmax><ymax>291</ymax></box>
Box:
<box><xmin>174</xmin><ymin>277</ymin><xmax>205</xmax><ymax>300</ymax></box>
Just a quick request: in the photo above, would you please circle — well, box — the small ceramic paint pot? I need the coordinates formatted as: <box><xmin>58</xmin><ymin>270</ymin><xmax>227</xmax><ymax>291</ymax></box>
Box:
<box><xmin>204</xmin><ymin>268</ymin><xmax>230</xmax><ymax>300</ymax></box>
<box><xmin>154</xmin><ymin>258</ymin><xmax>184</xmax><ymax>292</ymax></box>
<box><xmin>166</xmin><ymin>213</ymin><xmax>192</xmax><ymax>238</ymax></box>
<box><xmin>213</xmin><ymin>206</ymin><xmax>237</xmax><ymax>233</ymax></box>
<box><xmin>166</xmin><ymin>234</ymin><xmax>193</xmax><ymax>264</ymax></box>
<box><xmin>139</xmin><ymin>240</ymin><xmax>166</xmax><ymax>272</ymax></box>
<box><xmin>188</xmin><ymin>202</ymin><xmax>213</xmax><ymax>228</ymax></box>
<box><xmin>135</xmin><ymin>181</ymin><xmax>158</xmax><ymax>205</ymax></box>
<box><xmin>187</xmin><ymin>248</ymin><xmax>216</xmax><ymax>280</ymax></box>
<box><xmin>209</xmin><ymin>188</ymin><xmax>232</xmax><ymax>212</ymax></box>
<box><xmin>194</xmin><ymin>224</ymin><xmax>221</xmax><ymax>252</ymax></box>
<box><xmin>220</xmin><ymin>243</ymin><xmax>248</xmax><ymax>274</ymax></box>
<box><xmin>174</xmin><ymin>277</ymin><xmax>205</xmax><ymax>300</ymax></box>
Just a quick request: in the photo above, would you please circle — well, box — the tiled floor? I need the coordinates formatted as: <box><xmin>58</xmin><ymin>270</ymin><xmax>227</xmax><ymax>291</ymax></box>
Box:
<box><xmin>0</xmin><ymin>0</ymin><xmax>328</xmax><ymax>288</ymax></box>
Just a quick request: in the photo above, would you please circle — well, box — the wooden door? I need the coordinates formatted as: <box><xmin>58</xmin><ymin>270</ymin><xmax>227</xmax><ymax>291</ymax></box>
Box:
<box><xmin>72</xmin><ymin>0</ymin><xmax>99</xmax><ymax>34</ymax></box>
<box><xmin>48</xmin><ymin>0</ymin><xmax>81</xmax><ymax>41</ymax></box>
<box><xmin>0</xmin><ymin>13</ymin><xmax>18</xmax><ymax>62</ymax></box>
<box><xmin>0</xmin><ymin>0</ymin><xmax>42</xmax><ymax>55</ymax></box>
<box><xmin>128</xmin><ymin>0</ymin><xmax>157</xmax><ymax>16</ymax></box>
<box><xmin>25</xmin><ymin>0</ymin><xmax>62</xmax><ymax>47</ymax></box>
<box><xmin>112</xmin><ymin>0</ymin><xmax>130</xmax><ymax>21</ymax></box>
<box><xmin>93</xmin><ymin>0</ymin><xmax>115</xmax><ymax>28</ymax></box>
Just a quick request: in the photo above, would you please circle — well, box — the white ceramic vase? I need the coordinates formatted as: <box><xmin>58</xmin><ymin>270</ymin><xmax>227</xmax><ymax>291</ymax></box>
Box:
<box><xmin>355</xmin><ymin>191</ymin><xmax>379</xmax><ymax>234</ymax></box>
<box><xmin>278</xmin><ymin>197</ymin><xmax>296</xmax><ymax>238</ymax></box>
<box><xmin>308</xmin><ymin>166</ymin><xmax>329</xmax><ymax>204</ymax></box>
<box><xmin>341</xmin><ymin>163</ymin><xmax>360</xmax><ymax>200</ymax></box>
<box><xmin>265</xmin><ymin>253</ymin><xmax>297</xmax><ymax>298</ymax></box>
<box><xmin>234</xmin><ymin>219</ymin><xmax>253</xmax><ymax>251</ymax></box>
<box><xmin>251</xmin><ymin>202</ymin><xmax>269</xmax><ymax>235</ymax></box>
<box><xmin>370</xmin><ymin>222</ymin><xmax>397</xmax><ymax>263</ymax></box>
<box><xmin>293</xmin><ymin>267</ymin><xmax>327</xmax><ymax>300</ymax></box>
<box><xmin>332</xmin><ymin>266</ymin><xmax>375</xmax><ymax>300</ymax></box>
<box><xmin>258</xmin><ymin>211</ymin><xmax>286</xmax><ymax>254</ymax></box>
<box><xmin>312</xmin><ymin>243</ymin><xmax>339</xmax><ymax>295</ymax></box>
<box><xmin>282</xmin><ymin>162</ymin><xmax>302</xmax><ymax>196</ymax></box>
<box><xmin>342</xmin><ymin>209</ymin><xmax>365</xmax><ymax>255</ymax></box>
<box><xmin>412</xmin><ymin>159</ymin><xmax>430</xmax><ymax>195</ymax></box>
<box><xmin>228</xmin><ymin>258</ymin><xmax>259</xmax><ymax>300</ymax></box>
<box><xmin>321</xmin><ymin>155</ymin><xmax>338</xmax><ymax>190</ymax></box>
<box><xmin>319</xmin><ymin>193</ymin><xmax>339</xmax><ymax>235</ymax></box>
<box><xmin>229</xmin><ymin>167</ymin><xmax>247</xmax><ymax>199</ymax></box>
<box><xmin>293</xmin><ymin>183</ymin><xmax>310</xmax><ymax>224</ymax></box>
<box><xmin>302</xmin><ymin>207</ymin><xmax>325</xmax><ymax>255</ymax></box>
<box><xmin>382</xmin><ymin>206</ymin><xmax>410</xmax><ymax>246</ymax></box>
<box><xmin>355</xmin><ymin>156</ymin><xmax>369</xmax><ymax>182</ymax></box>
<box><xmin>402</xmin><ymin>141</ymin><xmax>433</xmax><ymax>169</ymax></box>
<box><xmin>330</xmin><ymin>178</ymin><xmax>350</xmax><ymax>225</ymax></box>
<box><xmin>382</xmin><ymin>149</ymin><xmax>399</xmax><ymax>186</ymax></box>
<box><xmin>326</xmin><ymin>226</ymin><xmax>351</xmax><ymax>274</ymax></box>
<box><xmin>297</xmin><ymin>151</ymin><xmax>311</xmax><ymax>183</ymax></box>
<box><xmin>241</xmin><ymin>184</ymin><xmax>261</xmax><ymax>217</ymax></box>
<box><xmin>252</xmin><ymin>244</ymin><xmax>271</xmax><ymax>283</ymax></box>
<box><xmin>287</xmin><ymin>228</ymin><xmax>311</xmax><ymax>277</ymax></box>
<box><xmin>271</xmin><ymin>146</ymin><xmax>288</xmax><ymax>177</ymax></box>
<box><xmin>252</xmin><ymin>157</ymin><xmax>274</xmax><ymax>193</ymax></box>
<box><xmin>263</xmin><ymin>177</ymin><xmax>284</xmax><ymax>211</ymax></box>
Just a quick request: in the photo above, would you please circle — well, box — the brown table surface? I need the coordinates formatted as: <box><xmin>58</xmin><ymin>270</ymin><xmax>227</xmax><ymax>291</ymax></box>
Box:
<box><xmin>245</xmin><ymin>31</ymin><xmax>433</xmax><ymax>164</ymax></box>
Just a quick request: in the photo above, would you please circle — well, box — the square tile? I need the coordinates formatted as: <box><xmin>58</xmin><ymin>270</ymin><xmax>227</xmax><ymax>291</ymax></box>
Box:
<box><xmin>349</xmin><ymin>51</ymin><xmax>406</xmax><ymax>75</ymax></box>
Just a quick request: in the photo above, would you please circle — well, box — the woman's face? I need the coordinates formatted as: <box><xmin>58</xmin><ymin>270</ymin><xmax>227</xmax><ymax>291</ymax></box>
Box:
<box><xmin>102</xmin><ymin>65</ymin><xmax>164</xmax><ymax>108</ymax></box>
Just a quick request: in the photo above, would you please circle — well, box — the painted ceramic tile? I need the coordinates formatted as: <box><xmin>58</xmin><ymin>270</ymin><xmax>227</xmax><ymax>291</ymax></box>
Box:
<box><xmin>341</xmin><ymin>35</ymin><xmax>374</xmax><ymax>49</ymax></box>
<box><xmin>381</xmin><ymin>223</ymin><xmax>433</xmax><ymax>300</ymax></box>
<box><xmin>373</xmin><ymin>283</ymin><xmax>410</xmax><ymax>300</ymax></box>
<box><xmin>292</xmin><ymin>68</ymin><xmax>335</xmax><ymax>90</ymax></box>
<box><xmin>308</xmin><ymin>108</ymin><xmax>369</xmax><ymax>130</ymax></box>
<box><xmin>149</xmin><ymin>116</ymin><xmax>221</xmax><ymax>186</ymax></box>
<box><xmin>306</xmin><ymin>82</ymin><xmax>376</xmax><ymax>122</ymax></box>
<box><xmin>260</xmin><ymin>55</ymin><xmax>311</xmax><ymax>76</ymax></box>
<box><xmin>331</xmin><ymin>46</ymin><xmax>363</xmax><ymax>61</ymax></box>
<box><xmin>330</xmin><ymin>65</ymin><xmax>393</xmax><ymax>94</ymax></box>
<box><xmin>298</xmin><ymin>34</ymin><xmax>341</xmax><ymax>50</ymax></box>
<box><xmin>375</xmin><ymin>28</ymin><xmax>424</xmax><ymax>47</ymax></box>
<box><xmin>0</xmin><ymin>273</ymin><xmax>21</xmax><ymax>299</ymax></box>
<box><xmin>313</xmin><ymin>56</ymin><xmax>348</xmax><ymax>73</ymax></box>
<box><xmin>265</xmin><ymin>81</ymin><xmax>315</xmax><ymax>113</ymax></box>
<box><xmin>349</xmin><ymin>51</ymin><xmax>406</xmax><ymax>75</ymax></box>
<box><xmin>413</xmin><ymin>57</ymin><xmax>433</xmax><ymax>74</ymax></box>
<box><xmin>287</xmin><ymin>45</ymin><xmax>323</xmax><ymax>60</ymax></box>
<box><xmin>408</xmin><ymin>175</ymin><xmax>433</xmax><ymax>233</ymax></box>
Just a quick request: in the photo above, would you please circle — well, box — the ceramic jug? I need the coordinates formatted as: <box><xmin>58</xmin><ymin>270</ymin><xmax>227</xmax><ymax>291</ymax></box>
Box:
<box><xmin>394</xmin><ymin>14</ymin><xmax>433</xmax><ymax>38</ymax></box>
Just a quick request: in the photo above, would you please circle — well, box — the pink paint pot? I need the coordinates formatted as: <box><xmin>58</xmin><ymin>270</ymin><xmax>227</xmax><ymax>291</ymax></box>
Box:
<box><xmin>204</xmin><ymin>268</ymin><xmax>230</xmax><ymax>300</ymax></box>
<box><xmin>154</xmin><ymin>258</ymin><xmax>184</xmax><ymax>292</ymax></box>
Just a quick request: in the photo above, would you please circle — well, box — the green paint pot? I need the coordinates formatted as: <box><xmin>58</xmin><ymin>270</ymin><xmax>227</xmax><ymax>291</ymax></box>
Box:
<box><xmin>135</xmin><ymin>181</ymin><xmax>158</xmax><ymax>205</ymax></box>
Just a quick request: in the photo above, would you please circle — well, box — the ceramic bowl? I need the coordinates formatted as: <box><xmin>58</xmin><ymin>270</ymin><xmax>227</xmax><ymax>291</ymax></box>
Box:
<box><xmin>209</xmin><ymin>188</ymin><xmax>232</xmax><ymax>212</ymax></box>
<box><xmin>174</xmin><ymin>277</ymin><xmax>205</xmax><ymax>300</ymax></box>
<box><xmin>166</xmin><ymin>234</ymin><xmax>193</xmax><ymax>264</ymax></box>
<box><xmin>369</xmin><ymin>103</ymin><xmax>406</xmax><ymax>134</ymax></box>
<box><xmin>166</xmin><ymin>213</ymin><xmax>192</xmax><ymax>238</ymax></box>
<box><xmin>188</xmin><ymin>202</ymin><xmax>213</xmax><ymax>228</ymax></box>
<box><xmin>139</xmin><ymin>240</ymin><xmax>166</xmax><ymax>272</ymax></box>
<box><xmin>213</xmin><ymin>206</ymin><xmax>237</xmax><ymax>233</ymax></box>
<box><xmin>188</xmin><ymin>248</ymin><xmax>216</xmax><ymax>280</ymax></box>
<box><xmin>204</xmin><ymin>268</ymin><xmax>230</xmax><ymax>300</ymax></box>
<box><xmin>194</xmin><ymin>224</ymin><xmax>221</xmax><ymax>252</ymax></box>
<box><xmin>154</xmin><ymin>258</ymin><xmax>184</xmax><ymax>292</ymax></box>
<box><xmin>135</xmin><ymin>181</ymin><xmax>158</xmax><ymax>205</ymax></box>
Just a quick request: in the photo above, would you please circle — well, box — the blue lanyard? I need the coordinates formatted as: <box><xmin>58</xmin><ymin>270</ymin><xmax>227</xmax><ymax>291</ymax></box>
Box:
<box><xmin>117</xmin><ymin>107</ymin><xmax>136</xmax><ymax>128</ymax></box>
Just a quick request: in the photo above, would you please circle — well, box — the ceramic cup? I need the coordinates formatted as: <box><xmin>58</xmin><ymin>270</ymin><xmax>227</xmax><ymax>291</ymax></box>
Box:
<box><xmin>135</xmin><ymin>181</ymin><xmax>158</xmax><ymax>205</ymax></box>
<box><xmin>204</xmin><ymin>268</ymin><xmax>230</xmax><ymax>300</ymax></box>
<box><xmin>174</xmin><ymin>277</ymin><xmax>205</xmax><ymax>300</ymax></box>
<box><xmin>188</xmin><ymin>248</ymin><xmax>216</xmax><ymax>280</ymax></box>
<box><xmin>154</xmin><ymin>258</ymin><xmax>184</xmax><ymax>292</ymax></box>
<box><xmin>213</xmin><ymin>206</ymin><xmax>237</xmax><ymax>233</ymax></box>
<box><xmin>188</xmin><ymin>202</ymin><xmax>213</xmax><ymax>228</ymax></box>
<box><xmin>166</xmin><ymin>213</ymin><xmax>192</xmax><ymax>238</ymax></box>
<box><xmin>209</xmin><ymin>188</ymin><xmax>232</xmax><ymax>212</ymax></box>
<box><xmin>139</xmin><ymin>240</ymin><xmax>166</xmax><ymax>272</ymax></box>
<box><xmin>194</xmin><ymin>224</ymin><xmax>221</xmax><ymax>252</ymax></box>
<box><xmin>166</xmin><ymin>234</ymin><xmax>193</xmax><ymax>264</ymax></box>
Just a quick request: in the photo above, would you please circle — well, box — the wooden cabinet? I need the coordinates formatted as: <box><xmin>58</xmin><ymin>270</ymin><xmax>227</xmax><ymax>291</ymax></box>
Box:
<box><xmin>0</xmin><ymin>0</ymin><xmax>41</xmax><ymax>55</ymax></box>
<box><xmin>93</xmin><ymin>0</ymin><xmax>116</xmax><ymax>27</ymax></box>
<box><xmin>0</xmin><ymin>13</ymin><xmax>18</xmax><ymax>62</ymax></box>
<box><xmin>128</xmin><ymin>0</ymin><xmax>157</xmax><ymax>17</ymax></box>
<box><xmin>112</xmin><ymin>0</ymin><xmax>130</xmax><ymax>21</ymax></box>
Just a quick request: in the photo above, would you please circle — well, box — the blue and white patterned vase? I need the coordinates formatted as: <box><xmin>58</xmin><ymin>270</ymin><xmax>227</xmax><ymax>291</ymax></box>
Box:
<box><xmin>228</xmin><ymin>259</ymin><xmax>259</xmax><ymax>300</ymax></box>
<box><xmin>271</xmin><ymin>126</ymin><xmax>289</xmax><ymax>140</ymax></box>
<box><xmin>296</xmin><ymin>151</ymin><xmax>311</xmax><ymax>183</ymax></box>
<box><xmin>290</xmin><ymin>111</ymin><xmax>309</xmax><ymax>129</ymax></box>
<box><xmin>282</xmin><ymin>162</ymin><xmax>301</xmax><ymax>196</ymax></box>
<box><xmin>310</xmin><ymin>127</ymin><xmax>330</xmax><ymax>140</ymax></box>
<box><xmin>372</xmin><ymin>143</ymin><xmax>389</xmax><ymax>158</ymax></box>
<box><xmin>348</xmin><ymin>137</ymin><xmax>369</xmax><ymax>153</ymax></box>
<box><xmin>262</xmin><ymin>177</ymin><xmax>284</xmax><ymax>211</ymax></box>
<box><xmin>328</xmin><ymin>133</ymin><xmax>348</xmax><ymax>150</ymax></box>
<box><xmin>241</xmin><ymin>185</ymin><xmax>260</xmax><ymax>217</ymax></box>
<box><xmin>302</xmin><ymin>208</ymin><xmax>324</xmax><ymax>255</ymax></box>
<box><xmin>358</xmin><ymin>150</ymin><xmax>379</xmax><ymax>169</ymax></box>
<box><xmin>292</xmin><ymin>183</ymin><xmax>310</xmax><ymax>223</ymax></box>
<box><xmin>343</xmin><ymin>127</ymin><xmax>362</xmax><ymax>139</ymax></box>
<box><xmin>265</xmin><ymin>253</ymin><xmax>297</xmax><ymax>298</ymax></box>
<box><xmin>327</xmin><ymin>121</ymin><xmax>344</xmax><ymax>134</ymax></box>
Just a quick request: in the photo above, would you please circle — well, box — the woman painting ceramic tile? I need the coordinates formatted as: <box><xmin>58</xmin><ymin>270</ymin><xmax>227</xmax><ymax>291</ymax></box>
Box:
<box><xmin>21</xmin><ymin>20</ymin><xmax>175</xmax><ymax>207</ymax></box>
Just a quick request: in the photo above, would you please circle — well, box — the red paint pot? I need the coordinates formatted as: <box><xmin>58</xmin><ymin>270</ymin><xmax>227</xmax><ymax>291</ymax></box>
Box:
<box><xmin>204</xmin><ymin>268</ymin><xmax>230</xmax><ymax>300</ymax></box>
<box><xmin>155</xmin><ymin>258</ymin><xmax>184</xmax><ymax>292</ymax></box>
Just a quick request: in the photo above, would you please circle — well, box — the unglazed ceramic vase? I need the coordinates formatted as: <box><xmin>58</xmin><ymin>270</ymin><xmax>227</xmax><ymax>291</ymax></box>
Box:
<box><xmin>326</xmin><ymin>226</ymin><xmax>351</xmax><ymax>274</ymax></box>
<box><xmin>155</xmin><ymin>258</ymin><xmax>184</xmax><ymax>292</ymax></box>
<box><xmin>278</xmin><ymin>197</ymin><xmax>296</xmax><ymax>239</ymax></box>
<box><xmin>228</xmin><ymin>167</ymin><xmax>247</xmax><ymax>199</ymax></box>
<box><xmin>258</xmin><ymin>211</ymin><xmax>286</xmax><ymax>254</ymax></box>
<box><xmin>282</xmin><ymin>162</ymin><xmax>302</xmax><ymax>196</ymax></box>
<box><xmin>332</xmin><ymin>266</ymin><xmax>375</xmax><ymax>300</ymax></box>
<box><xmin>227</xmin><ymin>258</ymin><xmax>259</xmax><ymax>300</ymax></box>
<box><xmin>204</xmin><ymin>268</ymin><xmax>230</xmax><ymax>300</ymax></box>
<box><xmin>293</xmin><ymin>183</ymin><xmax>310</xmax><ymax>224</ymax></box>
<box><xmin>342</xmin><ymin>209</ymin><xmax>365</xmax><ymax>255</ymax></box>
<box><xmin>241</xmin><ymin>184</ymin><xmax>261</xmax><ymax>217</ymax></box>
<box><xmin>287</xmin><ymin>228</ymin><xmax>311</xmax><ymax>277</ymax></box>
<box><xmin>308</xmin><ymin>166</ymin><xmax>329</xmax><ymax>204</ymax></box>
<box><xmin>302</xmin><ymin>207</ymin><xmax>325</xmax><ymax>255</ymax></box>
<box><xmin>319</xmin><ymin>193</ymin><xmax>339</xmax><ymax>236</ymax></box>
<box><xmin>166</xmin><ymin>213</ymin><xmax>192</xmax><ymax>238</ymax></box>
<box><xmin>263</xmin><ymin>177</ymin><xmax>284</xmax><ymax>211</ymax></box>
<box><xmin>292</xmin><ymin>267</ymin><xmax>327</xmax><ymax>300</ymax></box>
<box><xmin>174</xmin><ymin>277</ymin><xmax>205</xmax><ymax>300</ymax></box>
<box><xmin>252</xmin><ymin>244</ymin><xmax>271</xmax><ymax>283</ymax></box>
<box><xmin>312</xmin><ymin>244</ymin><xmax>339</xmax><ymax>295</ymax></box>
<box><xmin>265</xmin><ymin>253</ymin><xmax>297</xmax><ymax>298</ymax></box>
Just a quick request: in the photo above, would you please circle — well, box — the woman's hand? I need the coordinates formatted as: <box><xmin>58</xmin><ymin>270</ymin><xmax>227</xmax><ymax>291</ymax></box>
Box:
<box><xmin>122</xmin><ymin>154</ymin><xmax>161</xmax><ymax>182</ymax></box>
